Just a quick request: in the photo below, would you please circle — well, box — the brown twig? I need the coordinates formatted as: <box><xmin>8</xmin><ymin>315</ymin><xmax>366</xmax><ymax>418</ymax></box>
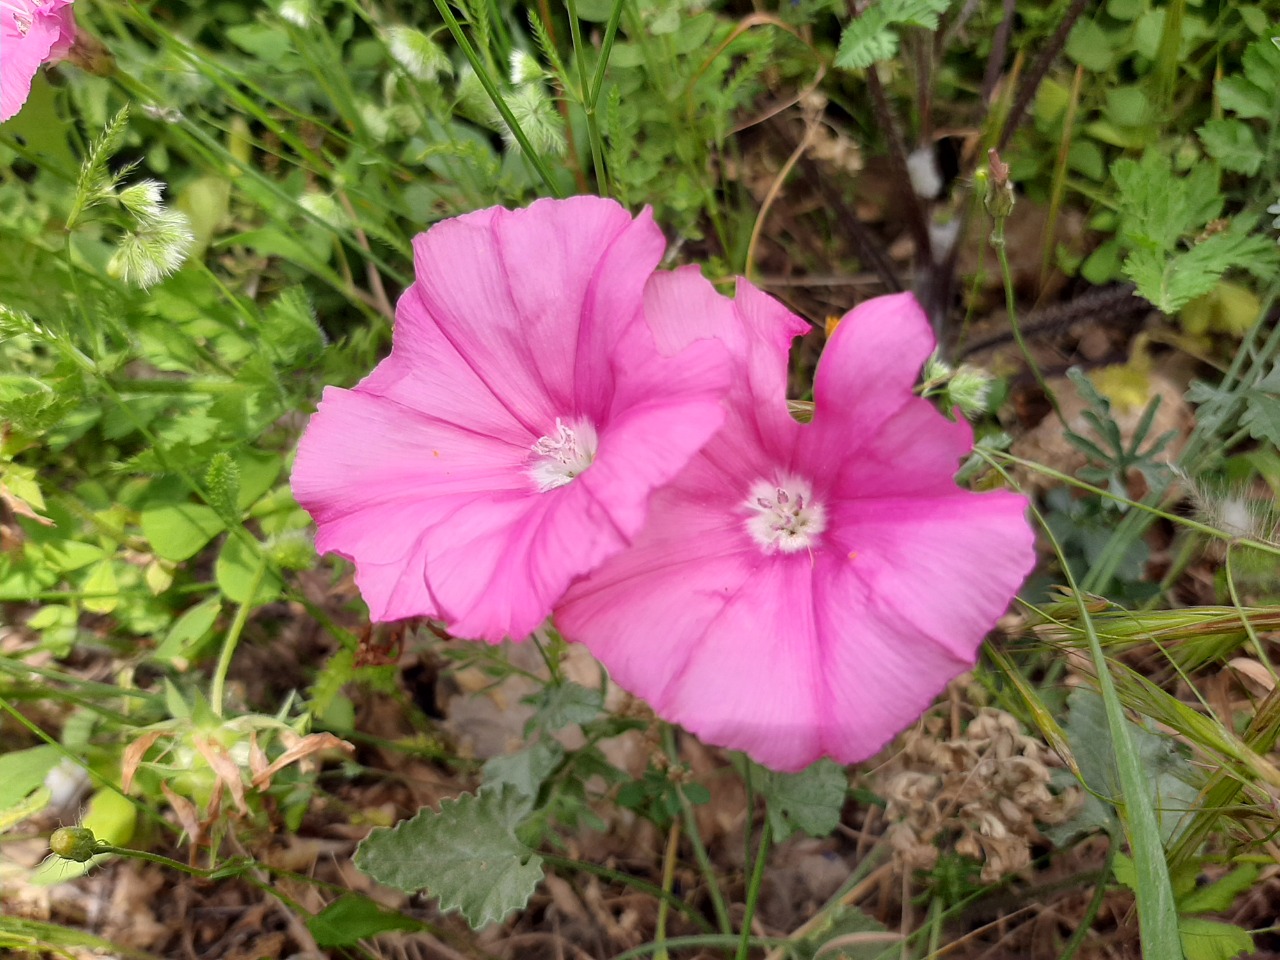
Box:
<box><xmin>996</xmin><ymin>0</ymin><xmax>1092</xmax><ymax>153</ymax></box>
<box><xmin>981</xmin><ymin>0</ymin><xmax>1017</xmax><ymax>104</ymax></box>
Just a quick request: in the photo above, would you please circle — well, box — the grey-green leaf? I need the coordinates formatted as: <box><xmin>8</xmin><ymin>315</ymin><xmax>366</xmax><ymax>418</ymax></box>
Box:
<box><xmin>755</xmin><ymin>759</ymin><xmax>847</xmax><ymax>842</ymax></box>
<box><xmin>354</xmin><ymin>786</ymin><xmax>544</xmax><ymax>929</ymax></box>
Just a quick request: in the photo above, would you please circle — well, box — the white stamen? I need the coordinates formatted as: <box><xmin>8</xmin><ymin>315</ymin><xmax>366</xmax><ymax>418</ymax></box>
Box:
<box><xmin>744</xmin><ymin>475</ymin><xmax>827</xmax><ymax>554</ymax></box>
<box><xmin>528</xmin><ymin>417</ymin><xmax>598</xmax><ymax>492</ymax></box>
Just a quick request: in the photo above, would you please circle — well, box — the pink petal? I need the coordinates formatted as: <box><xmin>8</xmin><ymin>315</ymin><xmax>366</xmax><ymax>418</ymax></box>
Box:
<box><xmin>812</xmin><ymin>561</ymin><xmax>972</xmax><ymax>764</ymax></box>
<box><xmin>2</xmin><ymin>1</ymin><xmax>75</xmax><ymax>123</ymax></box>
<box><xmin>804</xmin><ymin>396</ymin><xmax>976</xmax><ymax>498</ymax></box>
<box><xmin>828</xmin><ymin>491</ymin><xmax>1035</xmax><ymax>661</ymax></box>
<box><xmin>291</xmin><ymin>386</ymin><xmax>527</xmax><ymax>621</ymax></box>
<box><xmin>813</xmin><ymin>292</ymin><xmax>937</xmax><ymax>437</ymax></box>
<box><xmin>410</xmin><ymin>198</ymin><xmax>663</xmax><ymax>429</ymax></box>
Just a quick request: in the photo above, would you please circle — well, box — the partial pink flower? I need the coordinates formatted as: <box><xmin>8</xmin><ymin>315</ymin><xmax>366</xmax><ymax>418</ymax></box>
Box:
<box><xmin>556</xmin><ymin>280</ymin><xmax>1036</xmax><ymax>772</ymax></box>
<box><xmin>1</xmin><ymin>0</ymin><xmax>76</xmax><ymax>123</ymax></box>
<box><xmin>291</xmin><ymin>197</ymin><xmax>729</xmax><ymax>642</ymax></box>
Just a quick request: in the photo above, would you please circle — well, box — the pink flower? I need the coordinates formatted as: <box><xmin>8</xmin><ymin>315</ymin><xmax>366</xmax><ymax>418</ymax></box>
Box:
<box><xmin>1</xmin><ymin>0</ymin><xmax>76</xmax><ymax>124</ymax></box>
<box><xmin>555</xmin><ymin>279</ymin><xmax>1036</xmax><ymax>772</ymax></box>
<box><xmin>291</xmin><ymin>197</ymin><xmax>729</xmax><ymax>642</ymax></box>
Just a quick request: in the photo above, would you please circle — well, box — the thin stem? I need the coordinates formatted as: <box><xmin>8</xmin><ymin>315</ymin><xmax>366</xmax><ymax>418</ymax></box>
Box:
<box><xmin>735</xmin><ymin>818</ymin><xmax>772</xmax><ymax>960</ymax></box>
<box><xmin>588</xmin><ymin>0</ymin><xmax>627</xmax><ymax>106</ymax></box>
<box><xmin>431</xmin><ymin>0</ymin><xmax>566</xmax><ymax>197</ymax></box>
<box><xmin>564</xmin><ymin>0</ymin><xmax>608</xmax><ymax>192</ymax></box>
<box><xmin>210</xmin><ymin>556</ymin><xmax>268</xmax><ymax>716</ymax></box>
<box><xmin>990</xmin><ymin>209</ymin><xmax>1064</xmax><ymax>424</ymax></box>
<box><xmin>663</xmin><ymin>727</ymin><xmax>733</xmax><ymax>937</ymax></box>
<box><xmin>655</xmin><ymin>820</ymin><xmax>682</xmax><ymax>959</ymax></box>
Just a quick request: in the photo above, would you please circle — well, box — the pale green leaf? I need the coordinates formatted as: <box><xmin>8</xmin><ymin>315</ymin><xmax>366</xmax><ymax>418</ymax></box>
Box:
<box><xmin>214</xmin><ymin>536</ymin><xmax>281</xmax><ymax>605</ymax></box>
<box><xmin>307</xmin><ymin>894</ymin><xmax>423</xmax><ymax>947</ymax></box>
<box><xmin>1241</xmin><ymin>393</ymin><xmax>1280</xmax><ymax>446</ymax></box>
<box><xmin>483</xmin><ymin>740</ymin><xmax>564</xmax><ymax>798</ymax></box>
<box><xmin>354</xmin><ymin>786</ymin><xmax>543</xmax><ymax>928</ymax></box>
<box><xmin>1198</xmin><ymin>120</ymin><xmax>1263</xmax><ymax>174</ymax></box>
<box><xmin>1178</xmin><ymin>865</ymin><xmax>1259</xmax><ymax>915</ymax></box>
<box><xmin>1179</xmin><ymin>918</ymin><xmax>1253</xmax><ymax>960</ymax></box>
<box><xmin>140</xmin><ymin>501</ymin><xmax>226</xmax><ymax>562</ymax></box>
<box><xmin>752</xmin><ymin>759</ymin><xmax>847</xmax><ymax>842</ymax></box>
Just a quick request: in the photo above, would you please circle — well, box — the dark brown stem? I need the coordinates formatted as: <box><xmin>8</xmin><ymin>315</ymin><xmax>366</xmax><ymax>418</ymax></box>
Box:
<box><xmin>997</xmin><ymin>0</ymin><xmax>1092</xmax><ymax>153</ymax></box>
<box><xmin>864</xmin><ymin>66</ymin><xmax>933</xmax><ymax>268</ymax></box>
<box><xmin>956</xmin><ymin>283</ymin><xmax>1145</xmax><ymax>357</ymax></box>
<box><xmin>982</xmin><ymin>0</ymin><xmax>1017</xmax><ymax>104</ymax></box>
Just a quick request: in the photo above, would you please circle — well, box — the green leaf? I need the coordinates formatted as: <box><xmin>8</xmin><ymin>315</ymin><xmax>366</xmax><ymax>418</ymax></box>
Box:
<box><xmin>81</xmin><ymin>559</ymin><xmax>119</xmax><ymax>615</ymax></box>
<box><xmin>1241</xmin><ymin>393</ymin><xmax>1280</xmax><ymax>446</ymax></box>
<box><xmin>529</xmin><ymin>682</ymin><xmax>603</xmax><ymax>732</ymax></box>
<box><xmin>1197</xmin><ymin>119</ymin><xmax>1263</xmax><ymax>175</ymax></box>
<box><xmin>151</xmin><ymin>597</ymin><xmax>222</xmax><ymax>663</ymax></box>
<box><xmin>1178</xmin><ymin>865</ymin><xmax>1259</xmax><ymax>914</ymax></box>
<box><xmin>1124</xmin><ymin>226</ymin><xmax>1278</xmax><ymax>314</ymax></box>
<box><xmin>1179</xmin><ymin>917</ymin><xmax>1253</xmax><ymax>960</ymax></box>
<box><xmin>354</xmin><ymin>786</ymin><xmax>544</xmax><ymax>928</ymax></box>
<box><xmin>483</xmin><ymin>740</ymin><xmax>565</xmax><ymax>798</ymax></box>
<box><xmin>214</xmin><ymin>535</ymin><xmax>281</xmax><ymax>605</ymax></box>
<box><xmin>1216</xmin><ymin>77</ymin><xmax>1270</xmax><ymax>119</ymax></box>
<box><xmin>1066</xmin><ymin>18</ymin><xmax>1119</xmax><ymax>71</ymax></box>
<box><xmin>752</xmin><ymin>759</ymin><xmax>847</xmax><ymax>842</ymax></box>
<box><xmin>0</xmin><ymin>746</ymin><xmax>60</xmax><ymax>810</ymax></box>
<box><xmin>306</xmin><ymin>894</ymin><xmax>423</xmax><ymax>947</ymax></box>
<box><xmin>141</xmin><ymin>501</ymin><xmax>226</xmax><ymax>562</ymax></box>
<box><xmin>834</xmin><ymin>0</ymin><xmax>950</xmax><ymax>70</ymax></box>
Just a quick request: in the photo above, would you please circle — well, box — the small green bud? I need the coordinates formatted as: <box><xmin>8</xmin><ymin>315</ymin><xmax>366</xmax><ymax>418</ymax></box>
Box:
<box><xmin>49</xmin><ymin>826</ymin><xmax>99</xmax><ymax>863</ymax></box>
<box><xmin>386</xmin><ymin>26</ymin><xmax>451</xmax><ymax>82</ymax></box>
<box><xmin>509</xmin><ymin>50</ymin><xmax>544</xmax><ymax>86</ymax></box>
<box><xmin>504</xmin><ymin>85</ymin><xmax>566</xmax><ymax>157</ymax></box>
<box><xmin>107</xmin><ymin>208</ymin><xmax>195</xmax><ymax>288</ymax></box>
<box><xmin>948</xmin><ymin>366</ymin><xmax>994</xmax><ymax>417</ymax></box>
<box><xmin>203</xmin><ymin>452</ymin><xmax>240</xmax><ymax>522</ymax></box>
<box><xmin>268</xmin><ymin>530</ymin><xmax>316</xmax><ymax>571</ymax></box>
<box><xmin>116</xmin><ymin>180</ymin><xmax>165</xmax><ymax>220</ymax></box>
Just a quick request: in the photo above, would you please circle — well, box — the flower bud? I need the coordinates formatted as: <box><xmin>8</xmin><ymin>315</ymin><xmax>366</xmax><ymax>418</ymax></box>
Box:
<box><xmin>49</xmin><ymin>826</ymin><xmax>98</xmax><ymax>863</ymax></box>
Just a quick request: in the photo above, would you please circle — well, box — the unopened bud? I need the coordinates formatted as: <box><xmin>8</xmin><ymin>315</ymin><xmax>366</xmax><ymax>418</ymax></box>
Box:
<box><xmin>983</xmin><ymin>149</ymin><xmax>1014</xmax><ymax>220</ymax></box>
<box><xmin>49</xmin><ymin>826</ymin><xmax>99</xmax><ymax>863</ymax></box>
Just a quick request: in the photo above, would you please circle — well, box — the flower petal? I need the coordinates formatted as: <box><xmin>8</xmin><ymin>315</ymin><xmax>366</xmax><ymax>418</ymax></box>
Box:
<box><xmin>828</xmin><ymin>490</ymin><xmax>1035</xmax><ymax>661</ymax></box>
<box><xmin>291</xmin><ymin>386</ymin><xmax>526</xmax><ymax>621</ymax></box>
<box><xmin>814</xmin><ymin>292</ymin><xmax>936</xmax><ymax>437</ymax></box>
<box><xmin>2</xmin><ymin>3</ymin><xmax>74</xmax><ymax>123</ymax></box>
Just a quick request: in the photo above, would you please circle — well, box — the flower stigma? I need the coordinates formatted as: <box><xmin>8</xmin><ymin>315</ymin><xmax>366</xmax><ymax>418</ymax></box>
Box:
<box><xmin>528</xmin><ymin>417</ymin><xmax>599</xmax><ymax>492</ymax></box>
<box><xmin>744</xmin><ymin>475</ymin><xmax>827</xmax><ymax>554</ymax></box>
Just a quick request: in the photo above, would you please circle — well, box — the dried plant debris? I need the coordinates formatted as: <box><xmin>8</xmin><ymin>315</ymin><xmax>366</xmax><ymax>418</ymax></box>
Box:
<box><xmin>881</xmin><ymin>708</ymin><xmax>1080</xmax><ymax>883</ymax></box>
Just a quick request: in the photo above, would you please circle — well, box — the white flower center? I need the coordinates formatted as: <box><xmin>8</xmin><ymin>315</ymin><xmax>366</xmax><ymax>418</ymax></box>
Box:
<box><xmin>744</xmin><ymin>476</ymin><xmax>827</xmax><ymax>554</ymax></box>
<box><xmin>528</xmin><ymin>417</ymin><xmax>598</xmax><ymax>492</ymax></box>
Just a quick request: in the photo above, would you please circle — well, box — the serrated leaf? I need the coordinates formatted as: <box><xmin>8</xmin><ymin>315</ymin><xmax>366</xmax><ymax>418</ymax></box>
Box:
<box><xmin>834</xmin><ymin>0</ymin><xmax>950</xmax><ymax>70</ymax></box>
<box><xmin>1179</xmin><ymin>917</ymin><xmax>1254</xmax><ymax>960</ymax></box>
<box><xmin>483</xmin><ymin>740</ymin><xmax>564</xmax><ymax>797</ymax></box>
<box><xmin>354</xmin><ymin>785</ymin><xmax>543</xmax><ymax>928</ymax></box>
<box><xmin>1125</xmin><ymin>227</ymin><xmax>1278</xmax><ymax>314</ymax></box>
<box><xmin>530</xmin><ymin>682</ymin><xmax>603</xmax><ymax>731</ymax></box>
<box><xmin>1216</xmin><ymin>76</ymin><xmax>1270</xmax><ymax>119</ymax></box>
<box><xmin>1241</xmin><ymin>393</ymin><xmax>1280</xmax><ymax>446</ymax></box>
<box><xmin>753</xmin><ymin>759</ymin><xmax>847</xmax><ymax>841</ymax></box>
<box><xmin>306</xmin><ymin>894</ymin><xmax>423</xmax><ymax>947</ymax></box>
<box><xmin>1198</xmin><ymin>119</ymin><xmax>1263</xmax><ymax>174</ymax></box>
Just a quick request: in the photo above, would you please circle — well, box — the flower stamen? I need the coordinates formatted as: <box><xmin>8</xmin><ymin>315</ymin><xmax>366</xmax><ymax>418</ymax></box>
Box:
<box><xmin>528</xmin><ymin>417</ymin><xmax>598</xmax><ymax>492</ymax></box>
<box><xmin>744</xmin><ymin>476</ymin><xmax>827</xmax><ymax>553</ymax></box>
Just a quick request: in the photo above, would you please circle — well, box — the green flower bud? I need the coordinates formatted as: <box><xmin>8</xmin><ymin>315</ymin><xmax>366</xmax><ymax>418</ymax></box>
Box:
<box><xmin>49</xmin><ymin>826</ymin><xmax>99</xmax><ymax>863</ymax></box>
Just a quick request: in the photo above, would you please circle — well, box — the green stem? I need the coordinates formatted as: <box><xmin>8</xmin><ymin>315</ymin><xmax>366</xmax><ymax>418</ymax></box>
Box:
<box><xmin>564</xmin><ymin>0</ymin><xmax>608</xmax><ymax>191</ymax></box>
<box><xmin>210</xmin><ymin>556</ymin><xmax>269</xmax><ymax>716</ymax></box>
<box><xmin>663</xmin><ymin>727</ymin><xmax>733</xmax><ymax>937</ymax></box>
<box><xmin>431</xmin><ymin>0</ymin><xmax>566</xmax><ymax>197</ymax></box>
<box><xmin>588</xmin><ymin>0</ymin><xmax>627</xmax><ymax>106</ymax></box>
<box><xmin>735</xmin><ymin>818</ymin><xmax>772</xmax><ymax>960</ymax></box>
<box><xmin>990</xmin><ymin>213</ymin><xmax>1063</xmax><ymax>425</ymax></box>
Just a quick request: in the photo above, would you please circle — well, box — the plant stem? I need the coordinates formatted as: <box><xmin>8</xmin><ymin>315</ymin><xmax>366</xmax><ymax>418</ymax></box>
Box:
<box><xmin>564</xmin><ymin>0</ymin><xmax>609</xmax><ymax>192</ymax></box>
<box><xmin>663</xmin><ymin>727</ymin><xmax>733</xmax><ymax>936</ymax></box>
<box><xmin>210</xmin><ymin>556</ymin><xmax>268</xmax><ymax>716</ymax></box>
<box><xmin>431</xmin><ymin>0</ymin><xmax>566</xmax><ymax>197</ymax></box>
<box><xmin>735</xmin><ymin>818</ymin><xmax>772</xmax><ymax>960</ymax></box>
<box><xmin>989</xmin><ymin>209</ymin><xmax>1064</xmax><ymax>425</ymax></box>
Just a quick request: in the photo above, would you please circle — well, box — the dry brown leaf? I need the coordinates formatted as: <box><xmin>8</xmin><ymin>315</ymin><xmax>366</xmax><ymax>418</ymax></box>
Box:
<box><xmin>192</xmin><ymin>736</ymin><xmax>247</xmax><ymax>813</ymax></box>
<box><xmin>250</xmin><ymin>733</ymin><xmax>354</xmax><ymax>790</ymax></box>
<box><xmin>1229</xmin><ymin>657</ymin><xmax>1277</xmax><ymax>696</ymax></box>
<box><xmin>160</xmin><ymin>781</ymin><xmax>202</xmax><ymax>846</ymax></box>
<box><xmin>121</xmin><ymin>730</ymin><xmax>167</xmax><ymax>793</ymax></box>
